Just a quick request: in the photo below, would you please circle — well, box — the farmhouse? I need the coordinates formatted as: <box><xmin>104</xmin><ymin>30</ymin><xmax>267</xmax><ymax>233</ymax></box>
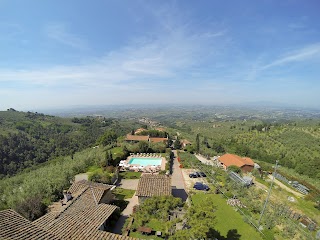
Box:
<box><xmin>218</xmin><ymin>153</ymin><xmax>254</xmax><ymax>173</ymax></box>
<box><xmin>125</xmin><ymin>134</ymin><xmax>150</xmax><ymax>143</ymax></box>
<box><xmin>31</xmin><ymin>180</ymin><xmax>132</xmax><ymax>239</ymax></box>
<box><xmin>149</xmin><ymin>136</ymin><xmax>168</xmax><ymax>143</ymax></box>
<box><xmin>136</xmin><ymin>174</ymin><xmax>172</xmax><ymax>204</ymax></box>
<box><xmin>125</xmin><ymin>134</ymin><xmax>168</xmax><ymax>144</ymax></box>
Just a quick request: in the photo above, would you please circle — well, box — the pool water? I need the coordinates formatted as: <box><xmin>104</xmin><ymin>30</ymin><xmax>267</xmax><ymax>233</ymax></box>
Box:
<box><xmin>128</xmin><ymin>158</ymin><xmax>162</xmax><ymax>167</ymax></box>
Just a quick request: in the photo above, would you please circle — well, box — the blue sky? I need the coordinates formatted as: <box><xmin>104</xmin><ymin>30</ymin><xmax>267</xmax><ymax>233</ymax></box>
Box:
<box><xmin>1</xmin><ymin>0</ymin><xmax>320</xmax><ymax>110</ymax></box>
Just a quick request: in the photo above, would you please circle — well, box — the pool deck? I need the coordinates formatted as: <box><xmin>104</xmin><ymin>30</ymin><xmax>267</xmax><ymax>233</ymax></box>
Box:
<box><xmin>121</xmin><ymin>154</ymin><xmax>166</xmax><ymax>172</ymax></box>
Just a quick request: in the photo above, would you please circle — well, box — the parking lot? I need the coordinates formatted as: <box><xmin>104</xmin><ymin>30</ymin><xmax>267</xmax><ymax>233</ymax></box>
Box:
<box><xmin>181</xmin><ymin>168</ymin><xmax>209</xmax><ymax>191</ymax></box>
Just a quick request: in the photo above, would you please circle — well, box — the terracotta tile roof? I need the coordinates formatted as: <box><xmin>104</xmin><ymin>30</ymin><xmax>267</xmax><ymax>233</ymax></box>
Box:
<box><xmin>68</xmin><ymin>180</ymin><xmax>112</xmax><ymax>203</ymax></box>
<box><xmin>242</xmin><ymin>157</ymin><xmax>254</xmax><ymax>166</ymax></box>
<box><xmin>45</xmin><ymin>204</ymin><xmax>119</xmax><ymax>239</ymax></box>
<box><xmin>0</xmin><ymin>209</ymin><xmax>61</xmax><ymax>240</ymax></box>
<box><xmin>125</xmin><ymin>134</ymin><xmax>149</xmax><ymax>141</ymax></box>
<box><xmin>218</xmin><ymin>154</ymin><xmax>254</xmax><ymax>168</ymax></box>
<box><xmin>136</xmin><ymin>174</ymin><xmax>171</xmax><ymax>197</ymax></box>
<box><xmin>33</xmin><ymin>212</ymin><xmax>58</xmax><ymax>229</ymax></box>
<box><xmin>33</xmin><ymin>181</ymin><xmax>133</xmax><ymax>240</ymax></box>
<box><xmin>149</xmin><ymin>137</ymin><xmax>168</xmax><ymax>143</ymax></box>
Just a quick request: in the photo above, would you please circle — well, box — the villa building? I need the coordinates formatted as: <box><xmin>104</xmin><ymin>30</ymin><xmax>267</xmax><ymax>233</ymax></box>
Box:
<box><xmin>125</xmin><ymin>134</ymin><xmax>168</xmax><ymax>145</ymax></box>
<box><xmin>218</xmin><ymin>153</ymin><xmax>254</xmax><ymax>173</ymax></box>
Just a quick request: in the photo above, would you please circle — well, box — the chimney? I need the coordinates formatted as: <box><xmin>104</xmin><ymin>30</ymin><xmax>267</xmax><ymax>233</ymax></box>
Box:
<box><xmin>63</xmin><ymin>190</ymin><xmax>72</xmax><ymax>202</ymax></box>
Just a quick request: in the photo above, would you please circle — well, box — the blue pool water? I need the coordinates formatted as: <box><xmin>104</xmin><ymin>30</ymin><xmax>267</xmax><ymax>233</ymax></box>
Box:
<box><xmin>129</xmin><ymin>158</ymin><xmax>162</xmax><ymax>166</ymax></box>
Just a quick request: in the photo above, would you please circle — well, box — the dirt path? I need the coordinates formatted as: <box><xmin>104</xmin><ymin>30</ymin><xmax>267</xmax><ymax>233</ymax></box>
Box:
<box><xmin>194</xmin><ymin>154</ymin><xmax>213</xmax><ymax>165</ymax></box>
<box><xmin>268</xmin><ymin>175</ymin><xmax>304</xmax><ymax>197</ymax></box>
<box><xmin>74</xmin><ymin>173</ymin><xmax>88</xmax><ymax>182</ymax></box>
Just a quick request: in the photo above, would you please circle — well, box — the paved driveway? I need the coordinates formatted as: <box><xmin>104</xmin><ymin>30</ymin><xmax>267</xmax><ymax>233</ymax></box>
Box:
<box><xmin>117</xmin><ymin>179</ymin><xmax>139</xmax><ymax>190</ymax></box>
<box><xmin>171</xmin><ymin>150</ymin><xmax>188</xmax><ymax>202</ymax></box>
<box><xmin>113</xmin><ymin>178</ymin><xmax>139</xmax><ymax>234</ymax></box>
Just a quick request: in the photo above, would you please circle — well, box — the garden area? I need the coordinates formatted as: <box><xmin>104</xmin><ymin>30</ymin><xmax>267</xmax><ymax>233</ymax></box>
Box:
<box><xmin>177</xmin><ymin>151</ymin><xmax>199</xmax><ymax>169</ymax></box>
<box><xmin>126</xmin><ymin>196</ymin><xmax>183</xmax><ymax>239</ymax></box>
<box><xmin>191</xmin><ymin>193</ymin><xmax>262</xmax><ymax>240</ymax></box>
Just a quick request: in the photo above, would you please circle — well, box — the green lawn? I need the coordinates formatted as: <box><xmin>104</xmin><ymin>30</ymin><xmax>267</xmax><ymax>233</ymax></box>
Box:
<box><xmin>111</xmin><ymin>147</ymin><xmax>124</xmax><ymax>157</ymax></box>
<box><xmin>119</xmin><ymin>171</ymin><xmax>142</xmax><ymax>179</ymax></box>
<box><xmin>87</xmin><ymin>165</ymin><xmax>102</xmax><ymax>173</ymax></box>
<box><xmin>191</xmin><ymin>193</ymin><xmax>263</xmax><ymax>240</ymax></box>
<box><xmin>147</xmin><ymin>219</ymin><xmax>165</xmax><ymax>232</ymax></box>
<box><xmin>112</xmin><ymin>188</ymin><xmax>135</xmax><ymax>200</ymax></box>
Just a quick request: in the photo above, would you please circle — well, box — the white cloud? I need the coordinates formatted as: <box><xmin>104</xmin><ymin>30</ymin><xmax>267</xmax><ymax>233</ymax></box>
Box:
<box><xmin>45</xmin><ymin>23</ymin><xmax>88</xmax><ymax>49</ymax></box>
<box><xmin>0</xmin><ymin>25</ymin><xmax>226</xmax><ymax>90</ymax></box>
<box><xmin>261</xmin><ymin>43</ymin><xmax>320</xmax><ymax>70</ymax></box>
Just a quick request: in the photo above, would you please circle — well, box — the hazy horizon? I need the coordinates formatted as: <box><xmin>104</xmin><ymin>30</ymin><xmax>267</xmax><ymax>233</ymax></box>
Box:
<box><xmin>1</xmin><ymin>1</ymin><xmax>320</xmax><ymax>110</ymax></box>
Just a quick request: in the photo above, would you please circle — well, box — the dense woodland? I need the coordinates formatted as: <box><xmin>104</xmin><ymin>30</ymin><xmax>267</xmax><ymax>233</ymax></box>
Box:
<box><xmin>0</xmin><ymin>110</ymin><xmax>140</xmax><ymax>178</ymax></box>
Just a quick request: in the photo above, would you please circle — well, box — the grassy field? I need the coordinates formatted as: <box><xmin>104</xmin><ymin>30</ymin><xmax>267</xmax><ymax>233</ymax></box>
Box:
<box><xmin>87</xmin><ymin>165</ymin><xmax>102</xmax><ymax>173</ymax></box>
<box><xmin>112</xmin><ymin>188</ymin><xmax>135</xmax><ymax>200</ymax></box>
<box><xmin>191</xmin><ymin>193</ymin><xmax>263</xmax><ymax>240</ymax></box>
<box><xmin>119</xmin><ymin>171</ymin><xmax>142</xmax><ymax>179</ymax></box>
<box><xmin>111</xmin><ymin>147</ymin><xmax>124</xmax><ymax>158</ymax></box>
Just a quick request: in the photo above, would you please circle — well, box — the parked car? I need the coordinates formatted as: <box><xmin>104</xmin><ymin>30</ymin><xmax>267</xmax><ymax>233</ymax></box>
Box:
<box><xmin>198</xmin><ymin>172</ymin><xmax>207</xmax><ymax>177</ymax></box>
<box><xmin>189</xmin><ymin>172</ymin><xmax>201</xmax><ymax>178</ymax></box>
<box><xmin>193</xmin><ymin>182</ymin><xmax>210</xmax><ymax>191</ymax></box>
<box><xmin>189</xmin><ymin>173</ymin><xmax>198</xmax><ymax>178</ymax></box>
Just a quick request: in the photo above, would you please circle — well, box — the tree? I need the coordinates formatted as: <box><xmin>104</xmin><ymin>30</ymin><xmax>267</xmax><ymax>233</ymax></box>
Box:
<box><xmin>15</xmin><ymin>195</ymin><xmax>46</xmax><ymax>221</ymax></box>
<box><xmin>196</xmin><ymin>134</ymin><xmax>200</xmax><ymax>153</ymax></box>
<box><xmin>122</xmin><ymin>145</ymin><xmax>130</xmax><ymax>158</ymax></box>
<box><xmin>108</xmin><ymin>151</ymin><xmax>114</xmax><ymax>166</ymax></box>
<box><xmin>172</xmin><ymin>195</ymin><xmax>216</xmax><ymax>239</ymax></box>
<box><xmin>131</xmin><ymin>196</ymin><xmax>183</xmax><ymax>231</ymax></box>
<box><xmin>97</xmin><ymin>130</ymin><xmax>117</xmax><ymax>146</ymax></box>
<box><xmin>138</xmin><ymin>141</ymin><xmax>149</xmax><ymax>153</ymax></box>
<box><xmin>174</xmin><ymin>137</ymin><xmax>182</xmax><ymax>149</ymax></box>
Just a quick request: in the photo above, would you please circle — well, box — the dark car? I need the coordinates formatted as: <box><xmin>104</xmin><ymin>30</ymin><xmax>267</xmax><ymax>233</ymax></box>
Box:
<box><xmin>189</xmin><ymin>173</ymin><xmax>198</xmax><ymax>178</ymax></box>
<box><xmin>193</xmin><ymin>182</ymin><xmax>209</xmax><ymax>191</ymax></box>
<box><xmin>189</xmin><ymin>172</ymin><xmax>201</xmax><ymax>178</ymax></box>
<box><xmin>198</xmin><ymin>172</ymin><xmax>207</xmax><ymax>177</ymax></box>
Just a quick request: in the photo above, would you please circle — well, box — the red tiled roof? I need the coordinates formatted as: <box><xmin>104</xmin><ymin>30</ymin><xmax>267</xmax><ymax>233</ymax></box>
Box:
<box><xmin>125</xmin><ymin>134</ymin><xmax>149</xmax><ymax>141</ymax></box>
<box><xmin>218</xmin><ymin>154</ymin><xmax>254</xmax><ymax>168</ymax></box>
<box><xmin>149</xmin><ymin>137</ymin><xmax>168</xmax><ymax>143</ymax></box>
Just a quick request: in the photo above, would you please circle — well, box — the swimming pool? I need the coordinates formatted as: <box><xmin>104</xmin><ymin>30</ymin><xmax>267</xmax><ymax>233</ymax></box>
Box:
<box><xmin>128</xmin><ymin>158</ymin><xmax>162</xmax><ymax>167</ymax></box>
